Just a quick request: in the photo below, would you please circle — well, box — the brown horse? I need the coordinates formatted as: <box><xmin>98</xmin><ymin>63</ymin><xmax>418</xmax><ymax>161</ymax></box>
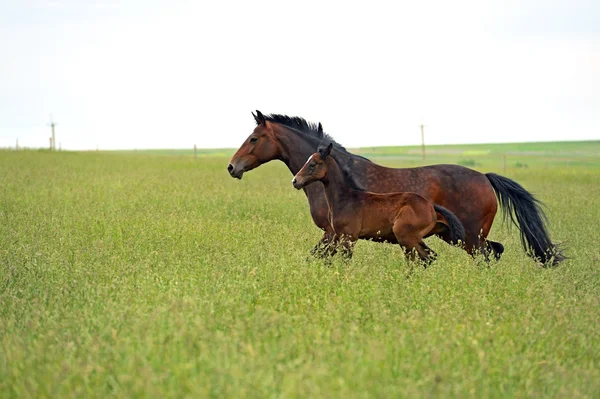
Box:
<box><xmin>292</xmin><ymin>142</ymin><xmax>466</xmax><ymax>264</ymax></box>
<box><xmin>227</xmin><ymin>111</ymin><xmax>564</xmax><ymax>265</ymax></box>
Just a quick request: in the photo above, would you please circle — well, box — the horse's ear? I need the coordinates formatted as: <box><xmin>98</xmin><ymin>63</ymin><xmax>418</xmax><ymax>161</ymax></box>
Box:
<box><xmin>317</xmin><ymin>122</ymin><xmax>323</xmax><ymax>136</ymax></box>
<box><xmin>255</xmin><ymin>110</ymin><xmax>266</xmax><ymax>126</ymax></box>
<box><xmin>252</xmin><ymin>111</ymin><xmax>259</xmax><ymax>124</ymax></box>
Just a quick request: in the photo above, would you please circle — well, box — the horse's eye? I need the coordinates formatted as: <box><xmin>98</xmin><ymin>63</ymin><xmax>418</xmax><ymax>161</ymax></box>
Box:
<box><xmin>309</xmin><ymin>162</ymin><xmax>316</xmax><ymax>168</ymax></box>
<box><xmin>249</xmin><ymin>137</ymin><xmax>258</xmax><ymax>144</ymax></box>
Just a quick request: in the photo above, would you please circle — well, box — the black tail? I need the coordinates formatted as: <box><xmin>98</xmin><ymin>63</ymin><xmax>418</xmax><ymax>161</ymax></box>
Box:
<box><xmin>485</xmin><ymin>173</ymin><xmax>565</xmax><ymax>266</ymax></box>
<box><xmin>433</xmin><ymin>204</ymin><xmax>466</xmax><ymax>245</ymax></box>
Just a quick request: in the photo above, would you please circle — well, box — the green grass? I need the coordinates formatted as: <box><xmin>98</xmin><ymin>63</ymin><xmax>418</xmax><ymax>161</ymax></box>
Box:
<box><xmin>1</xmin><ymin>147</ymin><xmax>599</xmax><ymax>398</ymax></box>
<box><xmin>106</xmin><ymin>148</ymin><xmax>235</xmax><ymax>157</ymax></box>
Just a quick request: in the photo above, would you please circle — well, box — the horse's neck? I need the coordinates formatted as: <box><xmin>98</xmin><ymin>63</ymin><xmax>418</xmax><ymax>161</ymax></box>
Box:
<box><xmin>275</xmin><ymin>126</ymin><xmax>320</xmax><ymax>175</ymax></box>
<box><xmin>273</xmin><ymin>124</ymin><xmax>388</xmax><ymax>188</ymax></box>
<box><xmin>322</xmin><ymin>158</ymin><xmax>356</xmax><ymax>213</ymax></box>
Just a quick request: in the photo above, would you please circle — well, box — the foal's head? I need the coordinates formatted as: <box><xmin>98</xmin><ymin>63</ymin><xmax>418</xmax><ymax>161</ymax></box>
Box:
<box><xmin>292</xmin><ymin>141</ymin><xmax>333</xmax><ymax>190</ymax></box>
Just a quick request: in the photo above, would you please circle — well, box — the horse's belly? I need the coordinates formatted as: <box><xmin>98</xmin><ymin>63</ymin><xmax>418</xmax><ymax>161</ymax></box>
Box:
<box><xmin>360</xmin><ymin>230</ymin><xmax>397</xmax><ymax>244</ymax></box>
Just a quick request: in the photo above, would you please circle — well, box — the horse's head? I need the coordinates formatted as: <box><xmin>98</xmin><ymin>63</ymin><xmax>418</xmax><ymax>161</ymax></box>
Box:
<box><xmin>227</xmin><ymin>110</ymin><xmax>281</xmax><ymax>179</ymax></box>
<box><xmin>292</xmin><ymin>139</ymin><xmax>332</xmax><ymax>190</ymax></box>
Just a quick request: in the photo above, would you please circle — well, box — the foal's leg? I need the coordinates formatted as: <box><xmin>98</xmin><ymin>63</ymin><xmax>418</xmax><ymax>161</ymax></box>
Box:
<box><xmin>393</xmin><ymin>221</ymin><xmax>435</xmax><ymax>267</ymax></box>
<box><xmin>408</xmin><ymin>242</ymin><xmax>434</xmax><ymax>265</ymax></box>
<box><xmin>325</xmin><ymin>234</ymin><xmax>341</xmax><ymax>258</ymax></box>
<box><xmin>421</xmin><ymin>242</ymin><xmax>438</xmax><ymax>264</ymax></box>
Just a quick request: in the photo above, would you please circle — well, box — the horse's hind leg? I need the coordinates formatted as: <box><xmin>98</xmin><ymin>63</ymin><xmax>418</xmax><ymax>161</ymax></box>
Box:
<box><xmin>487</xmin><ymin>240</ymin><xmax>504</xmax><ymax>260</ymax></box>
<box><xmin>463</xmin><ymin>202</ymin><xmax>499</xmax><ymax>262</ymax></box>
<box><xmin>464</xmin><ymin>231</ymin><xmax>492</xmax><ymax>263</ymax></box>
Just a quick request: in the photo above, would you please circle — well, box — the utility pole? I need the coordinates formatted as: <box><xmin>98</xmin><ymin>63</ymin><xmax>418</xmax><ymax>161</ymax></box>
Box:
<box><xmin>420</xmin><ymin>124</ymin><xmax>426</xmax><ymax>161</ymax></box>
<box><xmin>16</xmin><ymin>139</ymin><xmax>19</xmax><ymax>150</ymax></box>
<box><xmin>48</xmin><ymin>114</ymin><xmax>57</xmax><ymax>151</ymax></box>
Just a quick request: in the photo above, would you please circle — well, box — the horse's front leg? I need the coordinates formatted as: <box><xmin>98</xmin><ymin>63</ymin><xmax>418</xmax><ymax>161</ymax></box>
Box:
<box><xmin>310</xmin><ymin>228</ymin><xmax>337</xmax><ymax>258</ymax></box>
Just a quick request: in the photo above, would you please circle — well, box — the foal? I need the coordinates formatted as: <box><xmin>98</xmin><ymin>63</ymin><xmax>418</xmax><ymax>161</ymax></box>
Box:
<box><xmin>292</xmin><ymin>143</ymin><xmax>465</xmax><ymax>265</ymax></box>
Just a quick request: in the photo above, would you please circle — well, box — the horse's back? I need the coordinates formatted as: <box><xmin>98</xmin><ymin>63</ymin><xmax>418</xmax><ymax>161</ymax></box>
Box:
<box><xmin>361</xmin><ymin>162</ymin><xmax>496</xmax><ymax>227</ymax></box>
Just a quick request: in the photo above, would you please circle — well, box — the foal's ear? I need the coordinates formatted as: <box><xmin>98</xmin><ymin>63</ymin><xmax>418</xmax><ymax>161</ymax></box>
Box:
<box><xmin>254</xmin><ymin>110</ymin><xmax>266</xmax><ymax>126</ymax></box>
<box><xmin>325</xmin><ymin>142</ymin><xmax>333</xmax><ymax>156</ymax></box>
<box><xmin>319</xmin><ymin>142</ymin><xmax>333</xmax><ymax>158</ymax></box>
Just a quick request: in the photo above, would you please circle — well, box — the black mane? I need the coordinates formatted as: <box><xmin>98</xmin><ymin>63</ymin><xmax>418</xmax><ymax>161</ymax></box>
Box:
<box><xmin>260</xmin><ymin>113</ymin><xmax>371</xmax><ymax>191</ymax></box>
<box><xmin>261</xmin><ymin>113</ymin><xmax>347</xmax><ymax>151</ymax></box>
<box><xmin>327</xmin><ymin>148</ymin><xmax>368</xmax><ymax>192</ymax></box>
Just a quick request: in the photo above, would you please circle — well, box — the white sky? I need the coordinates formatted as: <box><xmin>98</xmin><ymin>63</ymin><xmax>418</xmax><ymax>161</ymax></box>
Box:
<box><xmin>1</xmin><ymin>0</ymin><xmax>599</xmax><ymax>150</ymax></box>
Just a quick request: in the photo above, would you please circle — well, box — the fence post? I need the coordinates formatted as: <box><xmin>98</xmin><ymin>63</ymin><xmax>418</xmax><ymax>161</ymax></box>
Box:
<box><xmin>194</xmin><ymin>144</ymin><xmax>197</xmax><ymax>160</ymax></box>
<box><xmin>503</xmin><ymin>154</ymin><xmax>507</xmax><ymax>174</ymax></box>
<box><xmin>51</xmin><ymin>122</ymin><xmax>56</xmax><ymax>151</ymax></box>
<box><xmin>49</xmin><ymin>138</ymin><xmax>53</xmax><ymax>150</ymax></box>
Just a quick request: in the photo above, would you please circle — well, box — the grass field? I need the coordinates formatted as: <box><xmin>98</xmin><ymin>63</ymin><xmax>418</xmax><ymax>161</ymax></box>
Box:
<box><xmin>1</xmin><ymin>142</ymin><xmax>599</xmax><ymax>397</ymax></box>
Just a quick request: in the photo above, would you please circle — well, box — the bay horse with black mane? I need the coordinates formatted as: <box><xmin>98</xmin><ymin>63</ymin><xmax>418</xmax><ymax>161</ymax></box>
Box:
<box><xmin>227</xmin><ymin>111</ymin><xmax>564</xmax><ymax>266</ymax></box>
<box><xmin>292</xmin><ymin>142</ymin><xmax>465</xmax><ymax>265</ymax></box>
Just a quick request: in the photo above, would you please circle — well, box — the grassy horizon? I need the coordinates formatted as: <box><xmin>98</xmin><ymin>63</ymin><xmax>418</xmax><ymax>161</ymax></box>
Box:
<box><xmin>95</xmin><ymin>139</ymin><xmax>600</xmax><ymax>156</ymax></box>
<box><xmin>46</xmin><ymin>139</ymin><xmax>600</xmax><ymax>171</ymax></box>
<box><xmin>5</xmin><ymin>140</ymin><xmax>600</xmax><ymax>165</ymax></box>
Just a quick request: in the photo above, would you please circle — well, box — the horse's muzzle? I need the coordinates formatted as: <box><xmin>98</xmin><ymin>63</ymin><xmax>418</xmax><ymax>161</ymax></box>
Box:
<box><xmin>292</xmin><ymin>178</ymin><xmax>303</xmax><ymax>190</ymax></box>
<box><xmin>227</xmin><ymin>163</ymin><xmax>244</xmax><ymax>179</ymax></box>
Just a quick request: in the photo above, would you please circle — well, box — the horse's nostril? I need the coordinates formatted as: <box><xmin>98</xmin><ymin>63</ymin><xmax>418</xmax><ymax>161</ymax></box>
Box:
<box><xmin>227</xmin><ymin>164</ymin><xmax>234</xmax><ymax>173</ymax></box>
<box><xmin>292</xmin><ymin>178</ymin><xmax>297</xmax><ymax>185</ymax></box>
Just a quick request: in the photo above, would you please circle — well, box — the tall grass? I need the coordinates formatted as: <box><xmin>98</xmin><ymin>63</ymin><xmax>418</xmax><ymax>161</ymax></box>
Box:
<box><xmin>1</xmin><ymin>150</ymin><xmax>599</xmax><ymax>397</ymax></box>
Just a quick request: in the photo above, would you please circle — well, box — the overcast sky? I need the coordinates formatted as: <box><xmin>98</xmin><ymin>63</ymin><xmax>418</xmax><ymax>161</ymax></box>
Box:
<box><xmin>1</xmin><ymin>0</ymin><xmax>599</xmax><ymax>150</ymax></box>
